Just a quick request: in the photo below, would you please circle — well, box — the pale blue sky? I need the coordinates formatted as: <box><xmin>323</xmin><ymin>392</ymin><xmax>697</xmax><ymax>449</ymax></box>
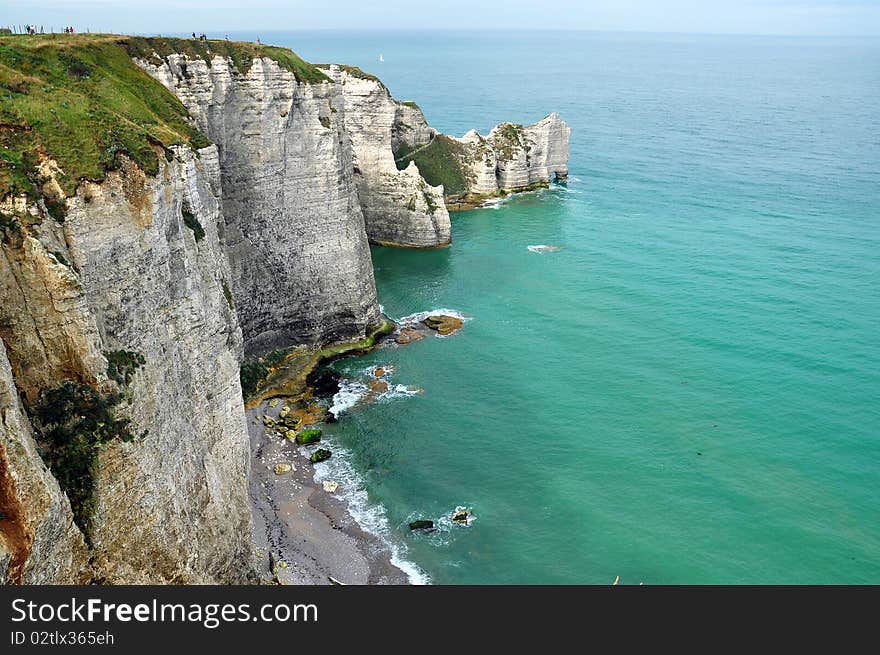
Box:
<box><xmin>5</xmin><ymin>0</ymin><xmax>880</xmax><ymax>36</ymax></box>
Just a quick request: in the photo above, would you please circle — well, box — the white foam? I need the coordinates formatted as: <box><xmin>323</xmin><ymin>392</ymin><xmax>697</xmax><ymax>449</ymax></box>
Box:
<box><xmin>305</xmin><ymin>440</ymin><xmax>431</xmax><ymax>585</ymax></box>
<box><xmin>527</xmin><ymin>244</ymin><xmax>562</xmax><ymax>253</ymax></box>
<box><xmin>329</xmin><ymin>380</ymin><xmax>368</xmax><ymax>417</ymax></box>
<box><xmin>382</xmin><ymin>383</ymin><xmax>422</xmax><ymax>400</ymax></box>
<box><xmin>480</xmin><ymin>197</ymin><xmax>508</xmax><ymax>209</ymax></box>
<box><xmin>395</xmin><ymin>308</ymin><xmax>471</xmax><ymax>326</ymax></box>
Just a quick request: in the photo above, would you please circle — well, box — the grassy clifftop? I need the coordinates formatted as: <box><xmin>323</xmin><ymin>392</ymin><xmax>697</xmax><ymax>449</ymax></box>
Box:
<box><xmin>0</xmin><ymin>34</ymin><xmax>327</xmax><ymax>206</ymax></box>
<box><xmin>125</xmin><ymin>37</ymin><xmax>329</xmax><ymax>83</ymax></box>
<box><xmin>394</xmin><ymin>135</ymin><xmax>469</xmax><ymax>196</ymax></box>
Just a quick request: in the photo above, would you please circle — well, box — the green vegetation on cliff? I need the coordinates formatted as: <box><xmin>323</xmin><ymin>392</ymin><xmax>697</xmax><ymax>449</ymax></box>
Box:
<box><xmin>0</xmin><ymin>34</ymin><xmax>210</xmax><ymax>202</ymax></box>
<box><xmin>30</xmin><ymin>380</ymin><xmax>137</xmax><ymax>535</ymax></box>
<box><xmin>125</xmin><ymin>37</ymin><xmax>329</xmax><ymax>83</ymax></box>
<box><xmin>0</xmin><ymin>34</ymin><xmax>328</xmax><ymax>206</ymax></box>
<box><xmin>395</xmin><ymin>135</ymin><xmax>468</xmax><ymax>196</ymax></box>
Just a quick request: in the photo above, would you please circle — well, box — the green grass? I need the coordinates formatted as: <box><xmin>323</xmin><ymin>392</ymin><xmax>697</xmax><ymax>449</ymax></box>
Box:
<box><xmin>317</xmin><ymin>63</ymin><xmax>383</xmax><ymax>85</ymax></box>
<box><xmin>125</xmin><ymin>37</ymin><xmax>329</xmax><ymax>83</ymax></box>
<box><xmin>0</xmin><ymin>34</ymin><xmax>210</xmax><ymax>204</ymax></box>
<box><xmin>0</xmin><ymin>34</ymin><xmax>329</xmax><ymax>208</ymax></box>
<box><xmin>394</xmin><ymin>135</ymin><xmax>468</xmax><ymax>196</ymax></box>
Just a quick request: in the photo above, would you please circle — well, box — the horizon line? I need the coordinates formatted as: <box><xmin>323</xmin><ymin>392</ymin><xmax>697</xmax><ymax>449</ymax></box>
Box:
<box><xmin>4</xmin><ymin>26</ymin><xmax>880</xmax><ymax>39</ymax></box>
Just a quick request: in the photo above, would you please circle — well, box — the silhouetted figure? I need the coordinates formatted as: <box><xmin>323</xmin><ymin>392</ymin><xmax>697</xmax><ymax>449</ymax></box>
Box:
<box><xmin>192</xmin><ymin>32</ymin><xmax>196</xmax><ymax>39</ymax></box>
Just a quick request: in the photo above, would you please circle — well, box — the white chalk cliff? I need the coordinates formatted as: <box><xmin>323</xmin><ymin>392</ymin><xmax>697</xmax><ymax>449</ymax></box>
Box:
<box><xmin>0</xmin><ymin>39</ymin><xmax>569</xmax><ymax>584</ymax></box>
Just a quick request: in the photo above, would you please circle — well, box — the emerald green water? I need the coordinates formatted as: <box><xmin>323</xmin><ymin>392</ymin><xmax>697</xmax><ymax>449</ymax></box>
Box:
<box><xmin>270</xmin><ymin>30</ymin><xmax>880</xmax><ymax>583</ymax></box>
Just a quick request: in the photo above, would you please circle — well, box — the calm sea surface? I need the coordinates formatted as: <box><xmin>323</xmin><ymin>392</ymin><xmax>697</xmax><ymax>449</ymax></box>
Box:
<box><xmin>236</xmin><ymin>30</ymin><xmax>880</xmax><ymax>583</ymax></box>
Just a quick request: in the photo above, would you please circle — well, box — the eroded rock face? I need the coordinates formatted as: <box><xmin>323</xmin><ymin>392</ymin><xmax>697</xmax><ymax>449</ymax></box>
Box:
<box><xmin>395</xmin><ymin>113</ymin><xmax>571</xmax><ymax>208</ymax></box>
<box><xmin>327</xmin><ymin>66</ymin><xmax>451</xmax><ymax>248</ymax></box>
<box><xmin>61</xmin><ymin>149</ymin><xmax>252</xmax><ymax>583</ymax></box>
<box><xmin>139</xmin><ymin>56</ymin><xmax>382</xmax><ymax>351</ymax></box>
<box><xmin>0</xmin><ymin>193</ymin><xmax>107</xmax><ymax>402</ymax></box>
<box><xmin>454</xmin><ymin>113</ymin><xmax>570</xmax><ymax>198</ymax></box>
<box><xmin>0</xmin><ymin>340</ymin><xmax>89</xmax><ymax>585</ymax></box>
<box><xmin>1</xmin><ymin>148</ymin><xmax>254</xmax><ymax>584</ymax></box>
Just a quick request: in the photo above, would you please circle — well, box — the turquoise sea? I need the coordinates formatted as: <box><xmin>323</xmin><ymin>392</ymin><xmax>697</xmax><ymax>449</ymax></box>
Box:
<box><xmin>256</xmin><ymin>30</ymin><xmax>879</xmax><ymax>583</ymax></box>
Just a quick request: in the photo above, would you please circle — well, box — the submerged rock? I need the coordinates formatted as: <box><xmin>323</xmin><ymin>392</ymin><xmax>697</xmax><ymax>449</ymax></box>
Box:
<box><xmin>395</xmin><ymin>327</ymin><xmax>426</xmax><ymax>345</ymax></box>
<box><xmin>368</xmin><ymin>379</ymin><xmax>389</xmax><ymax>394</ymax></box>
<box><xmin>293</xmin><ymin>404</ymin><xmax>329</xmax><ymax>426</ymax></box>
<box><xmin>309</xmin><ymin>449</ymin><xmax>332</xmax><ymax>464</ymax></box>
<box><xmin>409</xmin><ymin>519</ymin><xmax>434</xmax><ymax>531</ymax></box>
<box><xmin>309</xmin><ymin>369</ymin><xmax>342</xmax><ymax>397</ymax></box>
<box><xmin>422</xmin><ymin>315</ymin><xmax>464</xmax><ymax>336</ymax></box>
<box><xmin>295</xmin><ymin>428</ymin><xmax>322</xmax><ymax>446</ymax></box>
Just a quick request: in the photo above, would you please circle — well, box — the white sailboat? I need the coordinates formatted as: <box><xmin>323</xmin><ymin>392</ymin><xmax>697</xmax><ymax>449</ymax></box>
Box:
<box><xmin>379</xmin><ymin>53</ymin><xmax>384</xmax><ymax>62</ymax></box>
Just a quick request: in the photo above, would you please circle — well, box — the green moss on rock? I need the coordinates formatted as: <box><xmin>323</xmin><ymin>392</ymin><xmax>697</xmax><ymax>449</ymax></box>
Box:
<box><xmin>309</xmin><ymin>448</ymin><xmax>332</xmax><ymax>463</ymax></box>
<box><xmin>394</xmin><ymin>135</ymin><xmax>468</xmax><ymax>196</ymax></box>
<box><xmin>104</xmin><ymin>349</ymin><xmax>145</xmax><ymax>386</ymax></box>
<box><xmin>182</xmin><ymin>208</ymin><xmax>205</xmax><ymax>241</ymax></box>
<box><xmin>296</xmin><ymin>428</ymin><xmax>322</xmax><ymax>446</ymax></box>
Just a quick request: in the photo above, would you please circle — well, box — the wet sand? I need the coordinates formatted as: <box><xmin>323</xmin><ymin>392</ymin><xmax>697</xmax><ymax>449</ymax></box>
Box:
<box><xmin>247</xmin><ymin>400</ymin><xmax>408</xmax><ymax>585</ymax></box>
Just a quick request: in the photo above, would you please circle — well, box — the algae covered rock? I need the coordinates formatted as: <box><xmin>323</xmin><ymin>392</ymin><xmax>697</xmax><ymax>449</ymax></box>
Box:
<box><xmin>422</xmin><ymin>315</ymin><xmax>464</xmax><ymax>336</ymax></box>
<box><xmin>296</xmin><ymin>429</ymin><xmax>323</xmax><ymax>446</ymax></box>
<box><xmin>409</xmin><ymin>519</ymin><xmax>434</xmax><ymax>531</ymax></box>
<box><xmin>309</xmin><ymin>449</ymin><xmax>332</xmax><ymax>463</ymax></box>
<box><xmin>395</xmin><ymin>327</ymin><xmax>426</xmax><ymax>345</ymax></box>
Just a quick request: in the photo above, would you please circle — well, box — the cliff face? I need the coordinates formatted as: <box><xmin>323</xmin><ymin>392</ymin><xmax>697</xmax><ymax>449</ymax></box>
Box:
<box><xmin>64</xmin><ymin>149</ymin><xmax>252</xmax><ymax>583</ymax></box>
<box><xmin>0</xmin><ymin>36</ymin><xmax>570</xmax><ymax>584</ymax></box>
<box><xmin>326</xmin><ymin>66</ymin><xmax>450</xmax><ymax>248</ymax></box>
<box><xmin>1</xmin><ymin>147</ymin><xmax>252</xmax><ymax>584</ymax></box>
<box><xmin>395</xmin><ymin>113</ymin><xmax>571</xmax><ymax>209</ymax></box>
<box><xmin>138</xmin><ymin>56</ymin><xmax>383</xmax><ymax>352</ymax></box>
<box><xmin>0</xmin><ymin>340</ymin><xmax>89</xmax><ymax>584</ymax></box>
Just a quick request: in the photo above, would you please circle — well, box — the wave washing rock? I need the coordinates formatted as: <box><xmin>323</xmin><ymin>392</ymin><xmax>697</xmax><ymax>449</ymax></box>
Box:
<box><xmin>325</xmin><ymin>65</ymin><xmax>451</xmax><ymax>248</ymax></box>
<box><xmin>0</xmin><ymin>36</ymin><xmax>569</xmax><ymax>584</ymax></box>
<box><xmin>395</xmin><ymin>113</ymin><xmax>571</xmax><ymax>210</ymax></box>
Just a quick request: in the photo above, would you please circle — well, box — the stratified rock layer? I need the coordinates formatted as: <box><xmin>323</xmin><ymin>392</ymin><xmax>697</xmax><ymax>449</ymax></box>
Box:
<box><xmin>1</xmin><ymin>147</ymin><xmax>253</xmax><ymax>584</ymax></box>
<box><xmin>0</xmin><ymin>339</ymin><xmax>89</xmax><ymax>584</ymax></box>
<box><xmin>395</xmin><ymin>113</ymin><xmax>571</xmax><ymax>209</ymax></box>
<box><xmin>327</xmin><ymin>66</ymin><xmax>450</xmax><ymax>248</ymax></box>
<box><xmin>139</xmin><ymin>56</ymin><xmax>382</xmax><ymax>351</ymax></box>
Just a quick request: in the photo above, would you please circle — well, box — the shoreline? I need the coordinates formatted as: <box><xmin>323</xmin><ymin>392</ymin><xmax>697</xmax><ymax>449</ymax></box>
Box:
<box><xmin>247</xmin><ymin>397</ymin><xmax>410</xmax><ymax>585</ymax></box>
<box><xmin>245</xmin><ymin>311</ymin><xmax>467</xmax><ymax>585</ymax></box>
